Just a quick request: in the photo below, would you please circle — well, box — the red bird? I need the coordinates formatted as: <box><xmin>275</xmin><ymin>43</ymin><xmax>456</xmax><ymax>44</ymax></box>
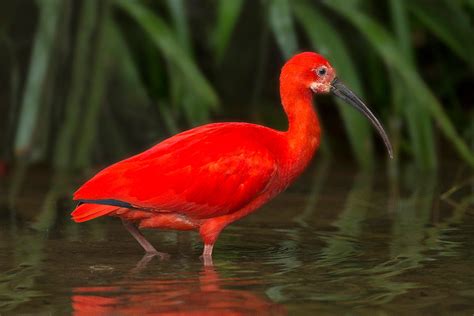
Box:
<box><xmin>72</xmin><ymin>52</ymin><xmax>392</xmax><ymax>263</ymax></box>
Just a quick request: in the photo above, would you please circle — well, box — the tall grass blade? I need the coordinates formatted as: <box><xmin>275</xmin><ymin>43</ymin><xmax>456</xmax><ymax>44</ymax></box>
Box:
<box><xmin>325</xmin><ymin>0</ymin><xmax>474</xmax><ymax>167</ymax></box>
<box><xmin>408</xmin><ymin>0</ymin><xmax>474</xmax><ymax>70</ymax></box>
<box><xmin>389</xmin><ymin>0</ymin><xmax>413</xmax><ymax>61</ymax></box>
<box><xmin>164</xmin><ymin>0</ymin><xmax>200</xmax><ymax>125</ymax></box>
<box><xmin>117</xmin><ymin>0</ymin><xmax>218</xmax><ymax>116</ymax></box>
<box><xmin>14</xmin><ymin>0</ymin><xmax>62</xmax><ymax>158</ymax></box>
<box><xmin>390</xmin><ymin>0</ymin><xmax>436</xmax><ymax>169</ymax></box>
<box><xmin>294</xmin><ymin>2</ymin><xmax>375</xmax><ymax>168</ymax></box>
<box><xmin>53</xmin><ymin>0</ymin><xmax>98</xmax><ymax>170</ymax></box>
<box><xmin>268</xmin><ymin>0</ymin><xmax>298</xmax><ymax>58</ymax></box>
<box><xmin>213</xmin><ymin>0</ymin><xmax>244</xmax><ymax>63</ymax></box>
<box><xmin>165</xmin><ymin>0</ymin><xmax>192</xmax><ymax>53</ymax></box>
<box><xmin>74</xmin><ymin>1</ymin><xmax>112</xmax><ymax>169</ymax></box>
<box><xmin>34</xmin><ymin>1</ymin><xmax>72</xmax><ymax>163</ymax></box>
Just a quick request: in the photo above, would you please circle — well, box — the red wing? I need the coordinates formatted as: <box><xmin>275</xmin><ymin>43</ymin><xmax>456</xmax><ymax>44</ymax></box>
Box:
<box><xmin>74</xmin><ymin>124</ymin><xmax>279</xmax><ymax>219</ymax></box>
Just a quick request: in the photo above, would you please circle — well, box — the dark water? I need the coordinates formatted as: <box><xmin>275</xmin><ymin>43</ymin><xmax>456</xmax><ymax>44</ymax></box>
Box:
<box><xmin>1</xmin><ymin>160</ymin><xmax>474</xmax><ymax>315</ymax></box>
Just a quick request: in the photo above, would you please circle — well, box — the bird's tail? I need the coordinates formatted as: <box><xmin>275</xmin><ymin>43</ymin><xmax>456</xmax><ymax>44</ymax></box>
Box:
<box><xmin>71</xmin><ymin>203</ymin><xmax>118</xmax><ymax>223</ymax></box>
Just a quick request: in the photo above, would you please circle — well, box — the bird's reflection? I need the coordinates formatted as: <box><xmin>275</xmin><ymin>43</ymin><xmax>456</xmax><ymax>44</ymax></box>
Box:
<box><xmin>72</xmin><ymin>255</ymin><xmax>286</xmax><ymax>315</ymax></box>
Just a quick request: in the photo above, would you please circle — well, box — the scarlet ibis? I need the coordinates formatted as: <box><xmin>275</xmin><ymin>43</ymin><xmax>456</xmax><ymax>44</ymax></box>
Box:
<box><xmin>72</xmin><ymin>52</ymin><xmax>392</xmax><ymax>263</ymax></box>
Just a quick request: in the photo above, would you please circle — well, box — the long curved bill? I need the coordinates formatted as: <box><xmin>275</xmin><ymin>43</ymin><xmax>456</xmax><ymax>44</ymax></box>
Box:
<box><xmin>330</xmin><ymin>78</ymin><xmax>393</xmax><ymax>159</ymax></box>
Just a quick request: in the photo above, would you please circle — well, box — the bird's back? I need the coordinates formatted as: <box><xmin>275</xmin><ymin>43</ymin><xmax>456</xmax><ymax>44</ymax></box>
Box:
<box><xmin>73</xmin><ymin>123</ymin><xmax>286</xmax><ymax>221</ymax></box>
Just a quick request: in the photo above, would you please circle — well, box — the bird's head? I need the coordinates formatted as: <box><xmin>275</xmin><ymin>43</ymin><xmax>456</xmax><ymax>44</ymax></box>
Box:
<box><xmin>281</xmin><ymin>52</ymin><xmax>393</xmax><ymax>159</ymax></box>
<box><xmin>281</xmin><ymin>52</ymin><xmax>335</xmax><ymax>94</ymax></box>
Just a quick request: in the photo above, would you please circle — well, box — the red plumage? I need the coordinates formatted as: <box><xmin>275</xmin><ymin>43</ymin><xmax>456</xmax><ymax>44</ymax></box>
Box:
<box><xmin>71</xmin><ymin>52</ymin><xmax>391</xmax><ymax>261</ymax></box>
<box><xmin>72</xmin><ymin>204</ymin><xmax>119</xmax><ymax>223</ymax></box>
<box><xmin>72</xmin><ymin>53</ymin><xmax>325</xmax><ymax>259</ymax></box>
<box><xmin>74</xmin><ymin>123</ymin><xmax>281</xmax><ymax>219</ymax></box>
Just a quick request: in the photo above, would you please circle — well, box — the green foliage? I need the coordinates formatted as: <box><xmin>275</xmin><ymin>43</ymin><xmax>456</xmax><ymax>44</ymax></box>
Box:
<box><xmin>325</xmin><ymin>0</ymin><xmax>474</xmax><ymax>167</ymax></box>
<box><xmin>14</xmin><ymin>0</ymin><xmax>62</xmax><ymax>159</ymax></box>
<box><xmin>213</xmin><ymin>0</ymin><xmax>244</xmax><ymax>63</ymax></box>
<box><xmin>389</xmin><ymin>0</ymin><xmax>436</xmax><ymax>169</ymax></box>
<box><xmin>117</xmin><ymin>0</ymin><xmax>218</xmax><ymax>125</ymax></box>
<box><xmin>408</xmin><ymin>0</ymin><xmax>474</xmax><ymax>70</ymax></box>
<box><xmin>3</xmin><ymin>0</ymin><xmax>474</xmax><ymax>176</ymax></box>
<box><xmin>53</xmin><ymin>0</ymin><xmax>99</xmax><ymax>170</ymax></box>
<box><xmin>268</xmin><ymin>0</ymin><xmax>298</xmax><ymax>58</ymax></box>
<box><xmin>293</xmin><ymin>1</ymin><xmax>375</xmax><ymax>168</ymax></box>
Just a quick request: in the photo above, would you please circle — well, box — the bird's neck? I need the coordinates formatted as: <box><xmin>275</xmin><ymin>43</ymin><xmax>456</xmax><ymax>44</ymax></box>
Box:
<box><xmin>281</xmin><ymin>84</ymin><xmax>321</xmax><ymax>178</ymax></box>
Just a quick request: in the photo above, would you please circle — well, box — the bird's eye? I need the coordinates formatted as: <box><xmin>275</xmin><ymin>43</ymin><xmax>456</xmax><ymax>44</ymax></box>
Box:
<box><xmin>316</xmin><ymin>67</ymin><xmax>327</xmax><ymax>77</ymax></box>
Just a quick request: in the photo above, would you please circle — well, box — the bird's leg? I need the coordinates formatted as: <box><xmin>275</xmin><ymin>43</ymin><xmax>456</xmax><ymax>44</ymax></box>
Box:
<box><xmin>121</xmin><ymin>219</ymin><xmax>164</xmax><ymax>255</ymax></box>
<box><xmin>203</xmin><ymin>244</ymin><xmax>214</xmax><ymax>256</ymax></box>
<box><xmin>199</xmin><ymin>220</ymin><xmax>227</xmax><ymax>266</ymax></box>
<box><xmin>201</xmin><ymin>244</ymin><xmax>214</xmax><ymax>267</ymax></box>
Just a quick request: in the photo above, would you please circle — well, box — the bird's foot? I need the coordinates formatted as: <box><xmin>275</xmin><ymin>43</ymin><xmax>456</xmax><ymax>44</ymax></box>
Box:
<box><xmin>200</xmin><ymin>244</ymin><xmax>214</xmax><ymax>266</ymax></box>
<box><xmin>146</xmin><ymin>250</ymin><xmax>171</xmax><ymax>261</ymax></box>
<box><xmin>130</xmin><ymin>251</ymin><xmax>170</xmax><ymax>274</ymax></box>
<box><xmin>200</xmin><ymin>254</ymin><xmax>214</xmax><ymax>267</ymax></box>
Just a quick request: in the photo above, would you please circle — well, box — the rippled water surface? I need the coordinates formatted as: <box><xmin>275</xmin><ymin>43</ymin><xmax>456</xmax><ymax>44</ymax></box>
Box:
<box><xmin>1</xmin><ymin>161</ymin><xmax>474</xmax><ymax>314</ymax></box>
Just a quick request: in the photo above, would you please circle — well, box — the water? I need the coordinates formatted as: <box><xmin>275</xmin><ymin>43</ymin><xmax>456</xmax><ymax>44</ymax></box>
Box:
<box><xmin>1</xmin><ymin>160</ymin><xmax>474</xmax><ymax>314</ymax></box>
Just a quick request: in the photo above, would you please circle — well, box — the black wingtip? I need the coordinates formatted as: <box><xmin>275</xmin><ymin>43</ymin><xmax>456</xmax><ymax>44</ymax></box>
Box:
<box><xmin>75</xmin><ymin>199</ymin><xmax>134</xmax><ymax>208</ymax></box>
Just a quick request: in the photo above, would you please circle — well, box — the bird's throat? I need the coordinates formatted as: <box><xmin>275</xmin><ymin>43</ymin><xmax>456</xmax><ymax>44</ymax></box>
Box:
<box><xmin>282</xmin><ymin>87</ymin><xmax>321</xmax><ymax>178</ymax></box>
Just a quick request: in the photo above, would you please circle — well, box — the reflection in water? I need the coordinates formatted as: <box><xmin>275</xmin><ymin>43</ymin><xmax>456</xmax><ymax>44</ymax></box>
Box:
<box><xmin>263</xmin><ymin>169</ymin><xmax>469</xmax><ymax>307</ymax></box>
<box><xmin>317</xmin><ymin>172</ymin><xmax>373</xmax><ymax>266</ymax></box>
<box><xmin>0</xmin><ymin>230</ymin><xmax>47</xmax><ymax>312</ymax></box>
<box><xmin>1</xmin><ymin>164</ymin><xmax>473</xmax><ymax>313</ymax></box>
<box><xmin>71</xmin><ymin>257</ymin><xmax>286</xmax><ymax>315</ymax></box>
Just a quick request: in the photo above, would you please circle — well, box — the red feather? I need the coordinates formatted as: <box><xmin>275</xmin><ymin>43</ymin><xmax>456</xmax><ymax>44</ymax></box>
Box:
<box><xmin>72</xmin><ymin>204</ymin><xmax>119</xmax><ymax>223</ymax></box>
<box><xmin>73</xmin><ymin>123</ymin><xmax>282</xmax><ymax>220</ymax></box>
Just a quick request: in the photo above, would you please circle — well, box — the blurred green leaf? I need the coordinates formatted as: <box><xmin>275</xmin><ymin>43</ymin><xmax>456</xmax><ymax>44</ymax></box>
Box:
<box><xmin>3</xmin><ymin>0</ymin><xmax>473</xmax><ymax>172</ymax></box>
<box><xmin>165</xmin><ymin>0</ymin><xmax>192</xmax><ymax>53</ymax></box>
<box><xmin>390</xmin><ymin>0</ymin><xmax>436</xmax><ymax>169</ymax></box>
<box><xmin>117</xmin><ymin>0</ymin><xmax>218</xmax><ymax>118</ymax></box>
<box><xmin>164</xmin><ymin>0</ymin><xmax>196</xmax><ymax>125</ymax></box>
<box><xmin>74</xmin><ymin>2</ymin><xmax>111</xmax><ymax>169</ymax></box>
<box><xmin>54</xmin><ymin>0</ymin><xmax>98</xmax><ymax>170</ymax></box>
<box><xmin>268</xmin><ymin>0</ymin><xmax>298</xmax><ymax>58</ymax></box>
<box><xmin>468</xmin><ymin>0</ymin><xmax>474</xmax><ymax>10</ymax></box>
<box><xmin>408</xmin><ymin>0</ymin><xmax>474</xmax><ymax>70</ymax></box>
<box><xmin>294</xmin><ymin>1</ymin><xmax>375</xmax><ymax>168</ymax></box>
<box><xmin>14</xmin><ymin>0</ymin><xmax>62</xmax><ymax>158</ymax></box>
<box><xmin>389</xmin><ymin>0</ymin><xmax>413</xmax><ymax>61</ymax></box>
<box><xmin>326</xmin><ymin>0</ymin><xmax>474</xmax><ymax>167</ymax></box>
<box><xmin>213</xmin><ymin>0</ymin><xmax>244</xmax><ymax>63</ymax></box>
